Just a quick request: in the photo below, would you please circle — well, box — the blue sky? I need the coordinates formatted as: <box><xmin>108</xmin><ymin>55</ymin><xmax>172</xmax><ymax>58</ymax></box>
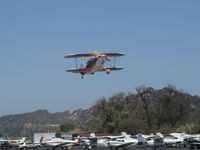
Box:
<box><xmin>0</xmin><ymin>1</ymin><xmax>200</xmax><ymax>116</ymax></box>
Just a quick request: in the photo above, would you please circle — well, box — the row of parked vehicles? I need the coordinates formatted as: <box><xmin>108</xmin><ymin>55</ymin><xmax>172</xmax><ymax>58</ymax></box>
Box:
<box><xmin>0</xmin><ymin>132</ymin><xmax>200</xmax><ymax>149</ymax></box>
<box><xmin>80</xmin><ymin>132</ymin><xmax>200</xmax><ymax>149</ymax></box>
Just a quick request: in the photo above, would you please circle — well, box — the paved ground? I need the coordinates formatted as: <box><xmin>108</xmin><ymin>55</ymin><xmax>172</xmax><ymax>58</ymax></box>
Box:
<box><xmin>0</xmin><ymin>145</ymin><xmax>196</xmax><ymax>150</ymax></box>
<box><xmin>51</xmin><ymin>147</ymin><xmax>195</xmax><ymax>150</ymax></box>
<box><xmin>9</xmin><ymin>147</ymin><xmax>196</xmax><ymax>150</ymax></box>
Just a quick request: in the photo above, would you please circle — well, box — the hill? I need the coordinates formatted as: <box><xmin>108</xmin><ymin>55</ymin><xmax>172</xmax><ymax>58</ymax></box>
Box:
<box><xmin>0</xmin><ymin>109</ymin><xmax>92</xmax><ymax>136</ymax></box>
<box><xmin>90</xmin><ymin>86</ymin><xmax>200</xmax><ymax>134</ymax></box>
<box><xmin>0</xmin><ymin>86</ymin><xmax>200</xmax><ymax>136</ymax></box>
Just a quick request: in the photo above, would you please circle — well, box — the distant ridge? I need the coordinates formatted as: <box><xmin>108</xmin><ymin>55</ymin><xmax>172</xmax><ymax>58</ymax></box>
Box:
<box><xmin>0</xmin><ymin>109</ymin><xmax>91</xmax><ymax>136</ymax></box>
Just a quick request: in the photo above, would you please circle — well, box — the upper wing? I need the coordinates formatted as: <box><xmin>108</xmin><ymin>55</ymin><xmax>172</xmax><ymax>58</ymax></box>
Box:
<box><xmin>100</xmin><ymin>53</ymin><xmax>125</xmax><ymax>57</ymax></box>
<box><xmin>64</xmin><ymin>53</ymin><xmax>124</xmax><ymax>58</ymax></box>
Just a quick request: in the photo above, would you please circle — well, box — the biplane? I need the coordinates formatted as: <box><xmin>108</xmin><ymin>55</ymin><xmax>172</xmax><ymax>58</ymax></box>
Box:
<box><xmin>64</xmin><ymin>52</ymin><xmax>124</xmax><ymax>79</ymax></box>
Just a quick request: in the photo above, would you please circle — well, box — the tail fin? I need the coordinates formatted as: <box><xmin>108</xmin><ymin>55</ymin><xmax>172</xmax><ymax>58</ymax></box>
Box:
<box><xmin>121</xmin><ymin>132</ymin><xmax>132</xmax><ymax>140</ymax></box>
<box><xmin>90</xmin><ymin>133</ymin><xmax>96</xmax><ymax>138</ymax></box>
<box><xmin>156</xmin><ymin>132</ymin><xmax>164</xmax><ymax>138</ymax></box>
<box><xmin>20</xmin><ymin>137</ymin><xmax>26</xmax><ymax>144</ymax></box>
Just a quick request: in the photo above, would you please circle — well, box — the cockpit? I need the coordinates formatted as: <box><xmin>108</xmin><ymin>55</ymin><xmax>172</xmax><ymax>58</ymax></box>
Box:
<box><xmin>86</xmin><ymin>58</ymin><xmax>97</xmax><ymax>67</ymax></box>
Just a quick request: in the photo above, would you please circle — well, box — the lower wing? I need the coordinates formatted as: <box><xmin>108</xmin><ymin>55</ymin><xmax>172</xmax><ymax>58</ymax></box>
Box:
<box><xmin>65</xmin><ymin>68</ymin><xmax>85</xmax><ymax>73</ymax></box>
<box><xmin>66</xmin><ymin>68</ymin><xmax>93</xmax><ymax>73</ymax></box>
<box><xmin>66</xmin><ymin>67</ymin><xmax>123</xmax><ymax>73</ymax></box>
<box><xmin>100</xmin><ymin>67</ymin><xmax>124</xmax><ymax>72</ymax></box>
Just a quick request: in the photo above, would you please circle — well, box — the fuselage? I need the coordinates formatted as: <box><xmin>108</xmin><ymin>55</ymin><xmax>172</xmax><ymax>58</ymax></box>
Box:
<box><xmin>81</xmin><ymin>56</ymin><xmax>106</xmax><ymax>75</ymax></box>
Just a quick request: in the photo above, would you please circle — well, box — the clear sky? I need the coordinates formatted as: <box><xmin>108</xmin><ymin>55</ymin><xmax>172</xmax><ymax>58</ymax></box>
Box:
<box><xmin>0</xmin><ymin>1</ymin><xmax>200</xmax><ymax>116</ymax></box>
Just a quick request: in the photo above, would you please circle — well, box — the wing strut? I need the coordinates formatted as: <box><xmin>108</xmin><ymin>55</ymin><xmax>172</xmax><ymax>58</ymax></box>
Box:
<box><xmin>113</xmin><ymin>57</ymin><xmax>116</xmax><ymax>68</ymax></box>
<box><xmin>75</xmin><ymin>57</ymin><xmax>77</xmax><ymax>69</ymax></box>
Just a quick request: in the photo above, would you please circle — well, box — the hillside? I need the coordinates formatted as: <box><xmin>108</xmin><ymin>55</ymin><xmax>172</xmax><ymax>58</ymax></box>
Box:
<box><xmin>0</xmin><ymin>109</ymin><xmax>92</xmax><ymax>136</ymax></box>
<box><xmin>0</xmin><ymin>86</ymin><xmax>200</xmax><ymax>136</ymax></box>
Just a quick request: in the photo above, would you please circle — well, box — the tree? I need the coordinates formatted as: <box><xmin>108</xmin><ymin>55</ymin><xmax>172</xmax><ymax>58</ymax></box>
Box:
<box><xmin>155</xmin><ymin>87</ymin><xmax>192</xmax><ymax>131</ymax></box>
<box><xmin>0</xmin><ymin>132</ymin><xmax>3</xmax><ymax>137</ymax></box>
<box><xmin>90</xmin><ymin>86</ymin><xmax>200</xmax><ymax>134</ymax></box>
<box><xmin>59</xmin><ymin>123</ymin><xmax>75</xmax><ymax>132</ymax></box>
<box><xmin>136</xmin><ymin>86</ymin><xmax>153</xmax><ymax>133</ymax></box>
